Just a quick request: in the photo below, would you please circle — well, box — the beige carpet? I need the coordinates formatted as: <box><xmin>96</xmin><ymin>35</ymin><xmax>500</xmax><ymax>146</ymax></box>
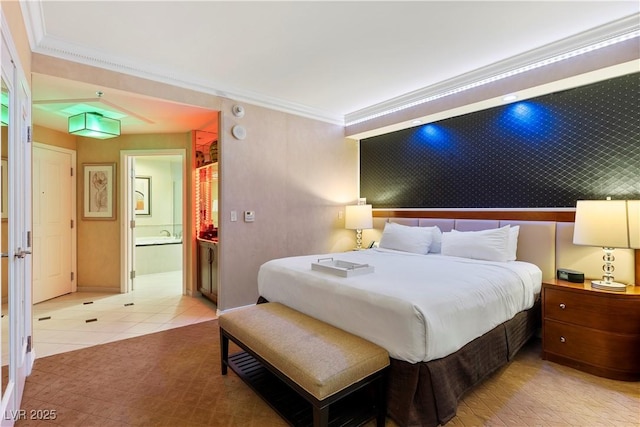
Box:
<box><xmin>15</xmin><ymin>320</ymin><xmax>640</xmax><ymax>426</ymax></box>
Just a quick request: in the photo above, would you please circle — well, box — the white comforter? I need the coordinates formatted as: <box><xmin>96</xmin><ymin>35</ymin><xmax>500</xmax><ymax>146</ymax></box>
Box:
<box><xmin>258</xmin><ymin>248</ymin><xmax>542</xmax><ymax>363</ymax></box>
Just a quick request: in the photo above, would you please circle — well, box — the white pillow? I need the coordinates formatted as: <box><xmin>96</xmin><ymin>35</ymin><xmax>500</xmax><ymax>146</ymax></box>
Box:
<box><xmin>379</xmin><ymin>222</ymin><xmax>433</xmax><ymax>254</ymax></box>
<box><xmin>507</xmin><ymin>225</ymin><xmax>519</xmax><ymax>261</ymax></box>
<box><xmin>442</xmin><ymin>225</ymin><xmax>511</xmax><ymax>262</ymax></box>
<box><xmin>448</xmin><ymin>225</ymin><xmax>518</xmax><ymax>258</ymax></box>
<box><xmin>428</xmin><ymin>226</ymin><xmax>443</xmax><ymax>253</ymax></box>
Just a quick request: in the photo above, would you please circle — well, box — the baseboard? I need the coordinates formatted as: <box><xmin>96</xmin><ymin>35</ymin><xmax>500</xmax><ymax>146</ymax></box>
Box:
<box><xmin>217</xmin><ymin>303</ymin><xmax>255</xmax><ymax>316</ymax></box>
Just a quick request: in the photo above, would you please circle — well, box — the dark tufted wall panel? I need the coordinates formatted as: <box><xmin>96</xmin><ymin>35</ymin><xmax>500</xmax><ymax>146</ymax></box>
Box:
<box><xmin>360</xmin><ymin>73</ymin><xmax>640</xmax><ymax>208</ymax></box>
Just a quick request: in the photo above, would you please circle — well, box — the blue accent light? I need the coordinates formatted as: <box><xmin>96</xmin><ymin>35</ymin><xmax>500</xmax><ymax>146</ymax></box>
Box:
<box><xmin>498</xmin><ymin>101</ymin><xmax>554</xmax><ymax>140</ymax></box>
<box><xmin>416</xmin><ymin>124</ymin><xmax>453</xmax><ymax>149</ymax></box>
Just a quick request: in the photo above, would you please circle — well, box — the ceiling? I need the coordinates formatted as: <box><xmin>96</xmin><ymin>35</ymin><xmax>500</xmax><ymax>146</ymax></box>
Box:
<box><xmin>21</xmin><ymin>1</ymin><xmax>640</xmax><ymax>138</ymax></box>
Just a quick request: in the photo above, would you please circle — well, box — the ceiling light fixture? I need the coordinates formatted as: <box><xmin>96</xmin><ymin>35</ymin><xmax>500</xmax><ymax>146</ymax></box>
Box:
<box><xmin>346</xmin><ymin>29</ymin><xmax>640</xmax><ymax>126</ymax></box>
<box><xmin>68</xmin><ymin>112</ymin><xmax>121</xmax><ymax>139</ymax></box>
<box><xmin>502</xmin><ymin>94</ymin><xmax>518</xmax><ymax>102</ymax></box>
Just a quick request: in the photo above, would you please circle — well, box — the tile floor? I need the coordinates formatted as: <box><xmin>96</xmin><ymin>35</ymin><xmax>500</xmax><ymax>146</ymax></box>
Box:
<box><xmin>29</xmin><ymin>271</ymin><xmax>218</xmax><ymax>358</ymax></box>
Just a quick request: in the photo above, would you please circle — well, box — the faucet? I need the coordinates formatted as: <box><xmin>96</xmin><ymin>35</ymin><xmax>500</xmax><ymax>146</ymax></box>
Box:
<box><xmin>159</xmin><ymin>229</ymin><xmax>171</xmax><ymax>237</ymax></box>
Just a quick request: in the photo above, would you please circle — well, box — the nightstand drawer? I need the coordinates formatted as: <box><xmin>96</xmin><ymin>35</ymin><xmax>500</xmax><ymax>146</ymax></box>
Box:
<box><xmin>544</xmin><ymin>288</ymin><xmax>640</xmax><ymax>334</ymax></box>
<box><xmin>544</xmin><ymin>320</ymin><xmax>640</xmax><ymax>372</ymax></box>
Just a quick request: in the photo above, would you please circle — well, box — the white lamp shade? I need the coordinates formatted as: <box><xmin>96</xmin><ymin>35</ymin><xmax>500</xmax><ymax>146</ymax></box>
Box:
<box><xmin>345</xmin><ymin>204</ymin><xmax>373</xmax><ymax>230</ymax></box>
<box><xmin>628</xmin><ymin>200</ymin><xmax>640</xmax><ymax>249</ymax></box>
<box><xmin>573</xmin><ymin>200</ymin><xmax>629</xmax><ymax>248</ymax></box>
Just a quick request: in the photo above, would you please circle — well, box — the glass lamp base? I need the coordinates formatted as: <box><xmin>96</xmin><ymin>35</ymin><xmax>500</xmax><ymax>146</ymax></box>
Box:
<box><xmin>591</xmin><ymin>280</ymin><xmax>627</xmax><ymax>292</ymax></box>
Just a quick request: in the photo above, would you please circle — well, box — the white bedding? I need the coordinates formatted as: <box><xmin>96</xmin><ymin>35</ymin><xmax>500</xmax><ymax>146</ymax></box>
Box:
<box><xmin>258</xmin><ymin>248</ymin><xmax>542</xmax><ymax>363</ymax></box>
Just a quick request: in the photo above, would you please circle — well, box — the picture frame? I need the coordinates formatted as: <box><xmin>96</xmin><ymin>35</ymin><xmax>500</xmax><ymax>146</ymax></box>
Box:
<box><xmin>1</xmin><ymin>158</ymin><xmax>7</xmax><ymax>220</ymax></box>
<box><xmin>135</xmin><ymin>176</ymin><xmax>151</xmax><ymax>216</ymax></box>
<box><xmin>83</xmin><ymin>163</ymin><xmax>116</xmax><ymax>220</ymax></box>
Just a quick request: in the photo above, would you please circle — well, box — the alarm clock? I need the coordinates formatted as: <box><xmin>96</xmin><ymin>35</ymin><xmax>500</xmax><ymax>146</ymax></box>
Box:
<box><xmin>557</xmin><ymin>268</ymin><xmax>585</xmax><ymax>283</ymax></box>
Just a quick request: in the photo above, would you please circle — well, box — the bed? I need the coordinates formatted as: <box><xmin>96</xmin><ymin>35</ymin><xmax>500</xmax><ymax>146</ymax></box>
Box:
<box><xmin>256</xmin><ymin>216</ymin><xmax>633</xmax><ymax>426</ymax></box>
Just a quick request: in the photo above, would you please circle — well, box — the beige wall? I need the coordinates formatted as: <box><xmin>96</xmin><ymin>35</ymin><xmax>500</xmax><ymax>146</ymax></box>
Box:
<box><xmin>218</xmin><ymin>100</ymin><xmax>358</xmax><ymax>309</ymax></box>
<box><xmin>33</xmin><ymin>125</ymin><xmax>76</xmax><ymax>151</ymax></box>
<box><xmin>75</xmin><ymin>133</ymin><xmax>192</xmax><ymax>292</ymax></box>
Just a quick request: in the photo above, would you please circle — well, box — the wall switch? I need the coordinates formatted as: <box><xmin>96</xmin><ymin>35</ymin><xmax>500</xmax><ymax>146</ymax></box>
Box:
<box><xmin>230</xmin><ymin>210</ymin><xmax>237</xmax><ymax>222</ymax></box>
<box><xmin>244</xmin><ymin>211</ymin><xmax>255</xmax><ymax>222</ymax></box>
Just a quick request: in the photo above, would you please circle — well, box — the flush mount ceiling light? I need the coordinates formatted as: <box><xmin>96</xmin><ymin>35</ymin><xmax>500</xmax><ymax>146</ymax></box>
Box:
<box><xmin>68</xmin><ymin>112</ymin><xmax>121</xmax><ymax>139</ymax></box>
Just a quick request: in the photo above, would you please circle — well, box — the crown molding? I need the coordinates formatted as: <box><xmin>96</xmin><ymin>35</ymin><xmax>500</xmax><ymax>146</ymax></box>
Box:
<box><xmin>19</xmin><ymin>2</ymin><xmax>638</xmax><ymax>128</ymax></box>
<box><xmin>19</xmin><ymin>1</ymin><xmax>344</xmax><ymax>126</ymax></box>
<box><xmin>345</xmin><ymin>14</ymin><xmax>640</xmax><ymax>126</ymax></box>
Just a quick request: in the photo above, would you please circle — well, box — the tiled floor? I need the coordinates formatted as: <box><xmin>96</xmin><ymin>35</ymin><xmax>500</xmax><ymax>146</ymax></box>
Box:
<box><xmin>30</xmin><ymin>271</ymin><xmax>217</xmax><ymax>358</ymax></box>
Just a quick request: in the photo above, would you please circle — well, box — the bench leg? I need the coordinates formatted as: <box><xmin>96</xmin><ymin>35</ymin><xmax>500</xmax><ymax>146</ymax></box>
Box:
<box><xmin>312</xmin><ymin>404</ymin><xmax>329</xmax><ymax>427</ymax></box>
<box><xmin>376</xmin><ymin>374</ymin><xmax>387</xmax><ymax>427</ymax></box>
<box><xmin>220</xmin><ymin>329</ymin><xmax>229</xmax><ymax>375</ymax></box>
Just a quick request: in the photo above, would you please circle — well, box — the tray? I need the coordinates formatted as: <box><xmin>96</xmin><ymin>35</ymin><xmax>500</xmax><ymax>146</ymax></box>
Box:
<box><xmin>311</xmin><ymin>257</ymin><xmax>374</xmax><ymax>277</ymax></box>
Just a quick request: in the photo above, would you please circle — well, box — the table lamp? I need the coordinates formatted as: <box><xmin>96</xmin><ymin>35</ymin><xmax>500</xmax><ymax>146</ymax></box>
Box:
<box><xmin>345</xmin><ymin>204</ymin><xmax>373</xmax><ymax>250</ymax></box>
<box><xmin>573</xmin><ymin>199</ymin><xmax>631</xmax><ymax>291</ymax></box>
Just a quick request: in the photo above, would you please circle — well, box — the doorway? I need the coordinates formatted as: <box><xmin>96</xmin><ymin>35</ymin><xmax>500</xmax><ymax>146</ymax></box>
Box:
<box><xmin>120</xmin><ymin>150</ymin><xmax>187</xmax><ymax>294</ymax></box>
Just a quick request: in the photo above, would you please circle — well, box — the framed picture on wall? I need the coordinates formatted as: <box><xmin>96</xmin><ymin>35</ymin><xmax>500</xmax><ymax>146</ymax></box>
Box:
<box><xmin>1</xmin><ymin>158</ymin><xmax>7</xmax><ymax>220</ymax></box>
<box><xmin>135</xmin><ymin>176</ymin><xmax>151</xmax><ymax>216</ymax></box>
<box><xmin>83</xmin><ymin>163</ymin><xmax>116</xmax><ymax>220</ymax></box>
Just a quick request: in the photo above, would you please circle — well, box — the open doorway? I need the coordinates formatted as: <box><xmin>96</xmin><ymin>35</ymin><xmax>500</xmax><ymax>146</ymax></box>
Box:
<box><xmin>120</xmin><ymin>149</ymin><xmax>187</xmax><ymax>294</ymax></box>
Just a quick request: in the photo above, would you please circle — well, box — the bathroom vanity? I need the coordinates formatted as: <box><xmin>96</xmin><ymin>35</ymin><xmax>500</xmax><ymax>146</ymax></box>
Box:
<box><xmin>196</xmin><ymin>161</ymin><xmax>219</xmax><ymax>304</ymax></box>
<box><xmin>198</xmin><ymin>239</ymin><xmax>218</xmax><ymax>304</ymax></box>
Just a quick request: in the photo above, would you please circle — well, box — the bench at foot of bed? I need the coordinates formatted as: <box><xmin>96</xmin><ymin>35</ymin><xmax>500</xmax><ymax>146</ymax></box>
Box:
<box><xmin>219</xmin><ymin>302</ymin><xmax>390</xmax><ymax>427</ymax></box>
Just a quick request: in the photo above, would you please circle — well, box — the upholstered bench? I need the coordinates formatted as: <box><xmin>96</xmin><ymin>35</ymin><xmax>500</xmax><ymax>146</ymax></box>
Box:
<box><xmin>219</xmin><ymin>302</ymin><xmax>389</xmax><ymax>427</ymax></box>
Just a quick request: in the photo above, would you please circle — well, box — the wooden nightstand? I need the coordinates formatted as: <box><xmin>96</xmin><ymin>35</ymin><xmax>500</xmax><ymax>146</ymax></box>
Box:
<box><xmin>541</xmin><ymin>278</ymin><xmax>640</xmax><ymax>381</ymax></box>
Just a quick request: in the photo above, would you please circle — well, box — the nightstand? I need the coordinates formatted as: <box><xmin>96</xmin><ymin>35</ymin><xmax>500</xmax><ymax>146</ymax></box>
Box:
<box><xmin>541</xmin><ymin>279</ymin><xmax>640</xmax><ymax>381</ymax></box>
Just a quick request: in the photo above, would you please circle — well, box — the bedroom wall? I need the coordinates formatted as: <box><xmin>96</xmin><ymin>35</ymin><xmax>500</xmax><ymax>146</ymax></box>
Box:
<box><xmin>360</xmin><ymin>72</ymin><xmax>640</xmax><ymax>208</ymax></box>
<box><xmin>218</xmin><ymin>100</ymin><xmax>357</xmax><ymax>309</ymax></box>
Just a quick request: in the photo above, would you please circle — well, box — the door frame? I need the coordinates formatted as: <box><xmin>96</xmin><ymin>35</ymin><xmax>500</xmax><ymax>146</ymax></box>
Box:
<box><xmin>32</xmin><ymin>143</ymin><xmax>77</xmax><ymax>301</ymax></box>
<box><xmin>119</xmin><ymin>149</ymin><xmax>187</xmax><ymax>294</ymax></box>
<box><xmin>1</xmin><ymin>13</ymin><xmax>33</xmax><ymax>425</ymax></box>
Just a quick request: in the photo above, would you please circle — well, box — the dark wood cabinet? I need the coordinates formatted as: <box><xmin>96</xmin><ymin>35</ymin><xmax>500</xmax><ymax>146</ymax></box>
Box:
<box><xmin>198</xmin><ymin>239</ymin><xmax>218</xmax><ymax>304</ymax></box>
<box><xmin>541</xmin><ymin>279</ymin><xmax>640</xmax><ymax>381</ymax></box>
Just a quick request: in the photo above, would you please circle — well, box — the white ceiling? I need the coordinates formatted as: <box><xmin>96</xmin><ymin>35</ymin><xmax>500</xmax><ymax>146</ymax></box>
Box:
<box><xmin>21</xmin><ymin>1</ymin><xmax>640</xmax><ymax>137</ymax></box>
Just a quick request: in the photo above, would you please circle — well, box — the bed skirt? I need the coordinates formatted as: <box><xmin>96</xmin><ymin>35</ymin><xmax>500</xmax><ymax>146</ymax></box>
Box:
<box><xmin>256</xmin><ymin>296</ymin><xmax>541</xmax><ymax>427</ymax></box>
<box><xmin>388</xmin><ymin>298</ymin><xmax>541</xmax><ymax>427</ymax></box>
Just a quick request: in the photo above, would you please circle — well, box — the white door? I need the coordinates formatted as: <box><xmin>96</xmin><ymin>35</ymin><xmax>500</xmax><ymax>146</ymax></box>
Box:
<box><xmin>1</xmin><ymin>22</ymin><xmax>34</xmax><ymax>425</ymax></box>
<box><xmin>32</xmin><ymin>145</ymin><xmax>74</xmax><ymax>303</ymax></box>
